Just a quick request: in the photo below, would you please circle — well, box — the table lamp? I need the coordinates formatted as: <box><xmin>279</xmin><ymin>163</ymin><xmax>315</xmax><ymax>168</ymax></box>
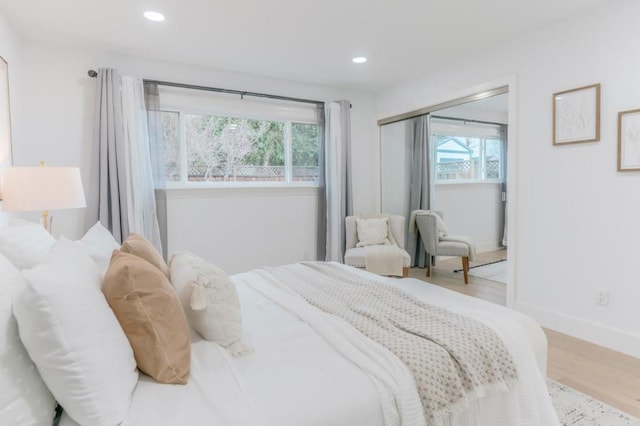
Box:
<box><xmin>1</xmin><ymin>162</ymin><xmax>86</xmax><ymax>232</ymax></box>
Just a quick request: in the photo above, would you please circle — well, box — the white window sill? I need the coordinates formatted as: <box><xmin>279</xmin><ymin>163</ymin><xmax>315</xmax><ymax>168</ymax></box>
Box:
<box><xmin>165</xmin><ymin>180</ymin><xmax>319</xmax><ymax>189</ymax></box>
<box><xmin>435</xmin><ymin>181</ymin><xmax>502</xmax><ymax>190</ymax></box>
<box><xmin>156</xmin><ymin>185</ymin><xmax>321</xmax><ymax>200</ymax></box>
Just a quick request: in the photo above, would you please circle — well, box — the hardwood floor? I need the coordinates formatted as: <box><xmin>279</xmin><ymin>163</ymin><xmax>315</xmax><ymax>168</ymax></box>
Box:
<box><xmin>407</xmin><ymin>249</ymin><xmax>508</xmax><ymax>305</ymax></box>
<box><xmin>546</xmin><ymin>328</ymin><xmax>640</xmax><ymax>417</ymax></box>
<box><xmin>410</xmin><ymin>249</ymin><xmax>640</xmax><ymax>418</ymax></box>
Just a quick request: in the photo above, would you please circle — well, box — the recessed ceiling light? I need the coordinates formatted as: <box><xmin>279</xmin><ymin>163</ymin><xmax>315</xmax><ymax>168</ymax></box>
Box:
<box><xmin>144</xmin><ymin>11</ymin><xmax>165</xmax><ymax>22</ymax></box>
<box><xmin>352</xmin><ymin>57</ymin><xmax>367</xmax><ymax>64</ymax></box>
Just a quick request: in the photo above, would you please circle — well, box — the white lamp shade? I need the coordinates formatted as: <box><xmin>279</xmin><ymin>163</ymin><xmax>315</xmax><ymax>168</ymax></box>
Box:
<box><xmin>2</xmin><ymin>167</ymin><xmax>86</xmax><ymax>212</ymax></box>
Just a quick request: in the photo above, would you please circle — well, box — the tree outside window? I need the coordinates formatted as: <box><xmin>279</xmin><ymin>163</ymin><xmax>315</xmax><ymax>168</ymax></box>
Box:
<box><xmin>160</xmin><ymin>111</ymin><xmax>319</xmax><ymax>184</ymax></box>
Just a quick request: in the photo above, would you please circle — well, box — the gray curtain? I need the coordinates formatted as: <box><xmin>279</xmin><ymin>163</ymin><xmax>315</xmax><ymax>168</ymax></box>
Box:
<box><xmin>406</xmin><ymin>114</ymin><xmax>433</xmax><ymax>267</ymax></box>
<box><xmin>316</xmin><ymin>105</ymin><xmax>327</xmax><ymax>261</ymax></box>
<box><xmin>144</xmin><ymin>82</ymin><xmax>168</xmax><ymax>258</ymax></box>
<box><xmin>85</xmin><ymin>68</ymin><xmax>129</xmax><ymax>243</ymax></box>
<box><xmin>324</xmin><ymin>100</ymin><xmax>353</xmax><ymax>262</ymax></box>
<box><xmin>144</xmin><ymin>82</ymin><xmax>166</xmax><ymax>189</ymax></box>
<box><xmin>500</xmin><ymin>124</ymin><xmax>508</xmax><ymax>247</ymax></box>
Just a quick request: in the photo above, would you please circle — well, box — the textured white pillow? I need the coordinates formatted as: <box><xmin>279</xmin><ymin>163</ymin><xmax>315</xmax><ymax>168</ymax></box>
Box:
<box><xmin>355</xmin><ymin>217</ymin><xmax>391</xmax><ymax>247</ymax></box>
<box><xmin>170</xmin><ymin>252</ymin><xmax>252</xmax><ymax>356</ymax></box>
<box><xmin>13</xmin><ymin>243</ymin><xmax>138</xmax><ymax>426</ymax></box>
<box><xmin>0</xmin><ymin>253</ymin><xmax>56</xmax><ymax>426</ymax></box>
<box><xmin>0</xmin><ymin>218</ymin><xmax>55</xmax><ymax>269</ymax></box>
<box><xmin>75</xmin><ymin>221</ymin><xmax>120</xmax><ymax>276</ymax></box>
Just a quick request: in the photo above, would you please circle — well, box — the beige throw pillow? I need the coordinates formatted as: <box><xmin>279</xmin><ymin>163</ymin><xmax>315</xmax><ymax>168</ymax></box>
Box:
<box><xmin>102</xmin><ymin>250</ymin><xmax>191</xmax><ymax>384</ymax></box>
<box><xmin>169</xmin><ymin>252</ymin><xmax>252</xmax><ymax>357</ymax></box>
<box><xmin>356</xmin><ymin>217</ymin><xmax>391</xmax><ymax>247</ymax></box>
<box><xmin>120</xmin><ymin>233</ymin><xmax>169</xmax><ymax>278</ymax></box>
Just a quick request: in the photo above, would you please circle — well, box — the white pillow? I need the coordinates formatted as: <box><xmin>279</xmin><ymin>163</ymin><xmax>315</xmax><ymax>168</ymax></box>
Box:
<box><xmin>13</xmin><ymin>242</ymin><xmax>138</xmax><ymax>426</ymax></box>
<box><xmin>0</xmin><ymin>218</ymin><xmax>55</xmax><ymax>269</ymax></box>
<box><xmin>170</xmin><ymin>252</ymin><xmax>252</xmax><ymax>356</ymax></box>
<box><xmin>73</xmin><ymin>221</ymin><xmax>120</xmax><ymax>276</ymax></box>
<box><xmin>0</xmin><ymin>253</ymin><xmax>56</xmax><ymax>426</ymax></box>
<box><xmin>355</xmin><ymin>217</ymin><xmax>391</xmax><ymax>247</ymax></box>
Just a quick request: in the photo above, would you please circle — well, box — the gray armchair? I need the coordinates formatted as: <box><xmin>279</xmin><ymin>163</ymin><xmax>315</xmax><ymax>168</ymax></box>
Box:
<box><xmin>344</xmin><ymin>215</ymin><xmax>410</xmax><ymax>277</ymax></box>
<box><xmin>415</xmin><ymin>212</ymin><xmax>474</xmax><ymax>284</ymax></box>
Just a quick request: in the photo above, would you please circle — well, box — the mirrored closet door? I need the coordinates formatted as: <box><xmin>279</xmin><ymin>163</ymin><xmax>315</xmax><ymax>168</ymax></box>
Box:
<box><xmin>379</xmin><ymin>90</ymin><xmax>509</xmax><ymax>265</ymax></box>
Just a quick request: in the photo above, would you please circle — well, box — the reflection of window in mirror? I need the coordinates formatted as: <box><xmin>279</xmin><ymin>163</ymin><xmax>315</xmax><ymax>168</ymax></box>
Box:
<box><xmin>432</xmin><ymin>119</ymin><xmax>505</xmax><ymax>183</ymax></box>
<box><xmin>379</xmin><ymin>89</ymin><xmax>509</xmax><ymax>220</ymax></box>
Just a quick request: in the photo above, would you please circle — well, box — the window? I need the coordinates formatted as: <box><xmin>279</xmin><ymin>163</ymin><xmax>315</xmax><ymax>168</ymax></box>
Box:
<box><xmin>161</xmin><ymin>111</ymin><xmax>181</xmax><ymax>182</ymax></box>
<box><xmin>432</xmin><ymin>118</ymin><xmax>505</xmax><ymax>183</ymax></box>
<box><xmin>158</xmin><ymin>87</ymin><xmax>321</xmax><ymax>185</ymax></box>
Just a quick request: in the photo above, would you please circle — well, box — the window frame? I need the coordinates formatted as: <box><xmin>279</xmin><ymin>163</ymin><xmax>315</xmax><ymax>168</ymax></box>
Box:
<box><xmin>160</xmin><ymin>107</ymin><xmax>322</xmax><ymax>189</ymax></box>
<box><xmin>433</xmin><ymin>133</ymin><xmax>505</xmax><ymax>185</ymax></box>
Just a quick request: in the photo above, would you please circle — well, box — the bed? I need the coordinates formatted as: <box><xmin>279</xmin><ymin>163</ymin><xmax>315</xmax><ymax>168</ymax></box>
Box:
<box><xmin>0</xmin><ymin>220</ymin><xmax>559</xmax><ymax>426</ymax></box>
<box><xmin>72</xmin><ymin>264</ymin><xmax>556</xmax><ymax>426</ymax></box>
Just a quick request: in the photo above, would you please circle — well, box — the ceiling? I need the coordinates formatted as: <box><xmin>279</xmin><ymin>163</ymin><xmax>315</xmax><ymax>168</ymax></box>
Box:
<box><xmin>0</xmin><ymin>0</ymin><xmax>614</xmax><ymax>90</ymax></box>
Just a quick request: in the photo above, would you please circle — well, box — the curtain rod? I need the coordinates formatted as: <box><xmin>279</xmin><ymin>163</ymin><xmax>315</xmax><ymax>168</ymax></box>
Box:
<box><xmin>431</xmin><ymin>115</ymin><xmax>506</xmax><ymax>127</ymax></box>
<box><xmin>87</xmin><ymin>69</ymin><xmax>324</xmax><ymax>107</ymax></box>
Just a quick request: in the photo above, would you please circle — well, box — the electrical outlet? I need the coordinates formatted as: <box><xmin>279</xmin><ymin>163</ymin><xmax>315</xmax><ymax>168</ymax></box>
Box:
<box><xmin>596</xmin><ymin>288</ymin><xmax>609</xmax><ymax>306</ymax></box>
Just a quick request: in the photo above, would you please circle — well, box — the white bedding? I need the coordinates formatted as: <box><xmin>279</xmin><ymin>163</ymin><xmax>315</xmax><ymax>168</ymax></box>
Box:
<box><xmin>61</xmin><ymin>265</ymin><xmax>558</xmax><ymax>426</ymax></box>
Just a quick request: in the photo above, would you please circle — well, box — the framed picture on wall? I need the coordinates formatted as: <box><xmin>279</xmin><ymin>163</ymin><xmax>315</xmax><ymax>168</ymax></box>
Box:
<box><xmin>618</xmin><ymin>108</ymin><xmax>640</xmax><ymax>171</ymax></box>
<box><xmin>553</xmin><ymin>83</ymin><xmax>601</xmax><ymax>145</ymax></box>
<box><xmin>0</xmin><ymin>55</ymin><xmax>12</xmax><ymax>200</ymax></box>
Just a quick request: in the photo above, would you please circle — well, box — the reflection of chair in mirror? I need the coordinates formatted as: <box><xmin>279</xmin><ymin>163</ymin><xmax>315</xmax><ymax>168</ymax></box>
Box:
<box><xmin>414</xmin><ymin>211</ymin><xmax>475</xmax><ymax>284</ymax></box>
<box><xmin>344</xmin><ymin>215</ymin><xmax>410</xmax><ymax>278</ymax></box>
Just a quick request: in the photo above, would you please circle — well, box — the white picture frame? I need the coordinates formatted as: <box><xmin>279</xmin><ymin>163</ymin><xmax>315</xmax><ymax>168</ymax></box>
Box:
<box><xmin>618</xmin><ymin>109</ymin><xmax>640</xmax><ymax>172</ymax></box>
<box><xmin>553</xmin><ymin>83</ymin><xmax>600</xmax><ymax>145</ymax></box>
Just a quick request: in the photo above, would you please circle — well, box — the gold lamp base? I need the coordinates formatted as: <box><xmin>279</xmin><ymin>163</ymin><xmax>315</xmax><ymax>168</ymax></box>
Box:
<box><xmin>2</xmin><ymin>161</ymin><xmax>86</xmax><ymax>234</ymax></box>
<box><xmin>40</xmin><ymin>210</ymin><xmax>52</xmax><ymax>233</ymax></box>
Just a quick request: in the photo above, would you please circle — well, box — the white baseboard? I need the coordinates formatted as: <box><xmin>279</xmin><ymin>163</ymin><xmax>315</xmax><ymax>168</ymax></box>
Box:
<box><xmin>514</xmin><ymin>301</ymin><xmax>640</xmax><ymax>359</ymax></box>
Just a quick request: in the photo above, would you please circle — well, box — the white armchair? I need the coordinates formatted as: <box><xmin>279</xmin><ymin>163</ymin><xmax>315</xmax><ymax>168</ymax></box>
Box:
<box><xmin>344</xmin><ymin>215</ymin><xmax>410</xmax><ymax>278</ymax></box>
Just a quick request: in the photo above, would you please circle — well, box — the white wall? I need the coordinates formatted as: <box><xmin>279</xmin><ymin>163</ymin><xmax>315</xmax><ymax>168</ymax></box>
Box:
<box><xmin>14</xmin><ymin>41</ymin><xmax>377</xmax><ymax>272</ymax></box>
<box><xmin>380</xmin><ymin>120</ymin><xmax>411</xmax><ymax>217</ymax></box>
<box><xmin>376</xmin><ymin>0</ymin><xmax>640</xmax><ymax>357</ymax></box>
<box><xmin>0</xmin><ymin>12</ymin><xmax>20</xmax><ymax>226</ymax></box>
<box><xmin>162</xmin><ymin>187</ymin><xmax>321</xmax><ymax>273</ymax></box>
<box><xmin>435</xmin><ymin>183</ymin><xmax>502</xmax><ymax>252</ymax></box>
<box><xmin>436</xmin><ymin>103</ymin><xmax>508</xmax><ymax>125</ymax></box>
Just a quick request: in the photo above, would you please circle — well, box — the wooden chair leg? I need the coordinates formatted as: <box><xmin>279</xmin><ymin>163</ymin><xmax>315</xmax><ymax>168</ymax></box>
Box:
<box><xmin>462</xmin><ymin>256</ymin><xmax>469</xmax><ymax>284</ymax></box>
<box><xmin>402</xmin><ymin>266</ymin><xmax>409</xmax><ymax>278</ymax></box>
<box><xmin>426</xmin><ymin>260</ymin><xmax>431</xmax><ymax>277</ymax></box>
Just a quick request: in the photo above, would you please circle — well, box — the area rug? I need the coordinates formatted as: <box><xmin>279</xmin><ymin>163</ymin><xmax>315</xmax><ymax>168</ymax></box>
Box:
<box><xmin>455</xmin><ymin>258</ymin><xmax>507</xmax><ymax>284</ymax></box>
<box><xmin>549</xmin><ymin>379</ymin><xmax>640</xmax><ymax>425</ymax></box>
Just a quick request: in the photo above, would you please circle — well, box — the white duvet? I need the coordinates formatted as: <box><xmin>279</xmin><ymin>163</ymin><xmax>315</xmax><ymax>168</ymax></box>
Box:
<box><xmin>61</xmin><ymin>265</ymin><xmax>559</xmax><ymax>426</ymax></box>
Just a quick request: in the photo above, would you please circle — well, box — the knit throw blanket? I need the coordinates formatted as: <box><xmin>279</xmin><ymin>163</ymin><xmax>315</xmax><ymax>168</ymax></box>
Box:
<box><xmin>364</xmin><ymin>245</ymin><xmax>405</xmax><ymax>277</ymax></box>
<box><xmin>266</xmin><ymin>262</ymin><xmax>518</xmax><ymax>425</ymax></box>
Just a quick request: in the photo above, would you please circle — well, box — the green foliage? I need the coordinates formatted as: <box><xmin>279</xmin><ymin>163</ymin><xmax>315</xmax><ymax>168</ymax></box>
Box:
<box><xmin>243</xmin><ymin>121</ymin><xmax>285</xmax><ymax>166</ymax></box>
<box><xmin>162</xmin><ymin>110</ymin><xmax>320</xmax><ymax>182</ymax></box>
<box><xmin>292</xmin><ymin>123</ymin><xmax>319</xmax><ymax>166</ymax></box>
